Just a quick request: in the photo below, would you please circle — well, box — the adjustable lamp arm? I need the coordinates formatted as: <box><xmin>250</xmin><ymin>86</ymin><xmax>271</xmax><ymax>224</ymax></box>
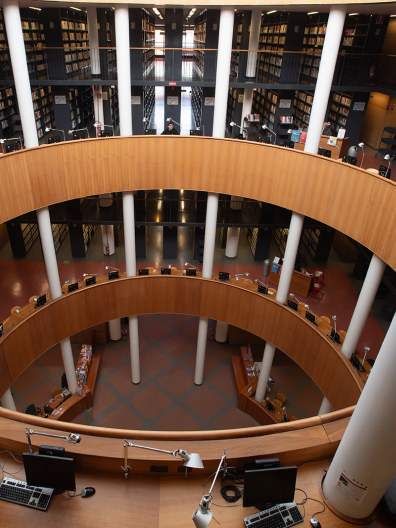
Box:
<box><xmin>25</xmin><ymin>427</ymin><xmax>81</xmax><ymax>453</ymax></box>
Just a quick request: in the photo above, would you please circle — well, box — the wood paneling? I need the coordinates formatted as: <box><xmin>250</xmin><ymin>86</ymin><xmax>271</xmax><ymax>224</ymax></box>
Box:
<box><xmin>0</xmin><ymin>277</ymin><xmax>362</xmax><ymax>410</ymax></box>
<box><xmin>359</xmin><ymin>92</ymin><xmax>390</xmax><ymax>149</ymax></box>
<box><xmin>1</xmin><ymin>137</ymin><xmax>395</xmax><ymax>270</ymax></box>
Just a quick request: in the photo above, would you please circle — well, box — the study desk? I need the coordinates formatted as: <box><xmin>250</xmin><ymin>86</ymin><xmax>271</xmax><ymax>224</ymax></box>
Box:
<box><xmin>294</xmin><ymin>134</ymin><xmax>350</xmax><ymax>160</ymax></box>
<box><xmin>269</xmin><ymin>265</ymin><xmax>313</xmax><ymax>297</ymax></box>
<box><xmin>0</xmin><ymin>452</ymin><xmax>392</xmax><ymax>528</ymax></box>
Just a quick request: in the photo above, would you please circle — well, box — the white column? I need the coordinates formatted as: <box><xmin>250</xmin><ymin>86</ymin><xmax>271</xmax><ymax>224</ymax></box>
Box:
<box><xmin>215</xmin><ymin>321</ymin><xmax>228</xmax><ymax>343</ymax></box>
<box><xmin>225</xmin><ymin>227</ymin><xmax>240</xmax><ymax>258</ymax></box>
<box><xmin>115</xmin><ymin>6</ymin><xmax>132</xmax><ymax>136</ymax></box>
<box><xmin>36</xmin><ymin>207</ymin><xmax>62</xmax><ymax>300</ymax></box>
<box><xmin>323</xmin><ymin>312</ymin><xmax>396</xmax><ymax>518</ymax></box>
<box><xmin>341</xmin><ymin>254</ymin><xmax>386</xmax><ymax>358</ymax></box>
<box><xmin>59</xmin><ymin>338</ymin><xmax>77</xmax><ymax>394</ymax></box>
<box><xmin>255</xmin><ymin>342</ymin><xmax>276</xmax><ymax>402</ymax></box>
<box><xmin>246</xmin><ymin>8</ymin><xmax>262</xmax><ymax>79</ymax></box>
<box><xmin>3</xmin><ymin>0</ymin><xmax>37</xmax><ymax>149</ymax></box>
<box><xmin>101</xmin><ymin>225</ymin><xmax>115</xmax><ymax>256</ymax></box>
<box><xmin>276</xmin><ymin>212</ymin><xmax>304</xmax><ymax>304</ymax></box>
<box><xmin>201</xmin><ymin>193</ymin><xmax>218</xmax><ymax>279</ymax></box>
<box><xmin>87</xmin><ymin>6</ymin><xmax>100</xmax><ymax>76</ymax></box>
<box><xmin>109</xmin><ymin>319</ymin><xmax>121</xmax><ymax>340</ymax></box>
<box><xmin>195</xmin><ymin>317</ymin><xmax>209</xmax><ymax>385</ymax></box>
<box><xmin>304</xmin><ymin>5</ymin><xmax>347</xmax><ymax>155</ymax></box>
<box><xmin>230</xmin><ymin>195</ymin><xmax>243</xmax><ymax>210</ymax></box>
<box><xmin>318</xmin><ymin>396</ymin><xmax>333</xmax><ymax>415</ymax></box>
<box><xmin>241</xmin><ymin>88</ymin><xmax>253</xmax><ymax>135</ymax></box>
<box><xmin>1</xmin><ymin>388</ymin><xmax>17</xmax><ymax>411</ymax></box>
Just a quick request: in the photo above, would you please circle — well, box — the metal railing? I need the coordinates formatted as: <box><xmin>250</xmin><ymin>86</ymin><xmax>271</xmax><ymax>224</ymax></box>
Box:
<box><xmin>0</xmin><ymin>46</ymin><xmax>395</xmax><ymax>93</ymax></box>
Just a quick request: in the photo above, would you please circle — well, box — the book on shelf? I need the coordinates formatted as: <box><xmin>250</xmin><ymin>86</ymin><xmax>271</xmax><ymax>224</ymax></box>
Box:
<box><xmin>300</xmin><ymin>131</ymin><xmax>307</xmax><ymax>144</ymax></box>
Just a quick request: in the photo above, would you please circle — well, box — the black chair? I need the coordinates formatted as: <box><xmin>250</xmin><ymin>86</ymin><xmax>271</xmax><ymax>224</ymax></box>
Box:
<box><xmin>259</xmin><ymin>136</ymin><xmax>272</xmax><ymax>144</ymax></box>
<box><xmin>25</xmin><ymin>403</ymin><xmax>41</xmax><ymax>416</ymax></box>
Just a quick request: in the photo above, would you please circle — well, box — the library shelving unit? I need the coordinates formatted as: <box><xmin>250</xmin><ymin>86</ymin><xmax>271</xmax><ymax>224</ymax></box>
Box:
<box><xmin>300</xmin><ymin>13</ymin><xmax>328</xmax><ymax>85</ymax></box>
<box><xmin>292</xmin><ymin>90</ymin><xmax>314</xmax><ymax>130</ymax></box>
<box><xmin>258</xmin><ymin>13</ymin><xmax>288</xmax><ymax>84</ymax></box>
<box><xmin>68</xmin><ymin>223</ymin><xmax>97</xmax><ymax>258</ymax></box>
<box><xmin>245</xmin><ymin>228</ymin><xmax>259</xmax><ymax>257</ymax></box>
<box><xmin>32</xmin><ymin>85</ymin><xmax>55</xmax><ymax>140</ymax></box>
<box><xmin>109</xmin><ymin>86</ymin><xmax>119</xmax><ymax>132</ymax></box>
<box><xmin>143</xmin><ymin>86</ymin><xmax>155</xmax><ymax>131</ymax></box>
<box><xmin>328</xmin><ymin>91</ymin><xmax>352</xmax><ymax>136</ymax></box>
<box><xmin>106</xmin><ymin>12</ymin><xmax>116</xmax><ymax>78</ymax></box>
<box><xmin>273</xmin><ymin>227</ymin><xmax>288</xmax><ymax>257</ymax></box>
<box><xmin>0</xmin><ymin>87</ymin><xmax>18</xmax><ymax>140</ymax></box>
<box><xmin>0</xmin><ymin>11</ymin><xmax>12</xmax><ymax>81</ymax></box>
<box><xmin>191</xmin><ymin>87</ymin><xmax>203</xmax><ymax>128</ymax></box>
<box><xmin>142</xmin><ymin>10</ymin><xmax>155</xmax><ymax>75</ymax></box>
<box><xmin>193</xmin><ymin>11</ymin><xmax>206</xmax><ymax>78</ymax></box>
<box><xmin>68</xmin><ymin>86</ymin><xmax>94</xmax><ymax>131</ymax></box>
<box><xmin>60</xmin><ymin>8</ymin><xmax>89</xmax><ymax>78</ymax></box>
<box><xmin>20</xmin><ymin>8</ymin><xmax>47</xmax><ymax>80</ymax></box>
<box><xmin>52</xmin><ymin>224</ymin><xmax>69</xmax><ymax>253</ymax></box>
<box><xmin>252</xmin><ymin>88</ymin><xmax>277</xmax><ymax>131</ymax></box>
<box><xmin>341</xmin><ymin>14</ymin><xmax>372</xmax><ymax>53</ymax></box>
<box><xmin>230</xmin><ymin>14</ymin><xmax>243</xmax><ymax>80</ymax></box>
<box><xmin>302</xmin><ymin>227</ymin><xmax>335</xmax><ymax>262</ymax></box>
<box><xmin>6</xmin><ymin>221</ymin><xmax>39</xmax><ymax>257</ymax></box>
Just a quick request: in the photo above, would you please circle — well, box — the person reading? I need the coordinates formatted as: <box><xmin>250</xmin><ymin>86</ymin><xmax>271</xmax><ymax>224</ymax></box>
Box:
<box><xmin>161</xmin><ymin>122</ymin><xmax>179</xmax><ymax>135</ymax></box>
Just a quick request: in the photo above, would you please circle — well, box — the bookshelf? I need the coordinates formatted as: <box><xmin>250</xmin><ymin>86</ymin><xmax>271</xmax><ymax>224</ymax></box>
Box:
<box><xmin>302</xmin><ymin>227</ymin><xmax>335</xmax><ymax>262</ymax></box>
<box><xmin>230</xmin><ymin>14</ymin><xmax>243</xmax><ymax>79</ymax></box>
<box><xmin>341</xmin><ymin>14</ymin><xmax>371</xmax><ymax>52</ymax></box>
<box><xmin>258</xmin><ymin>13</ymin><xmax>288</xmax><ymax>83</ymax></box>
<box><xmin>292</xmin><ymin>90</ymin><xmax>314</xmax><ymax>130</ymax></box>
<box><xmin>300</xmin><ymin>13</ymin><xmax>328</xmax><ymax>84</ymax></box>
<box><xmin>109</xmin><ymin>86</ymin><xmax>119</xmax><ymax>131</ymax></box>
<box><xmin>193</xmin><ymin>11</ymin><xmax>206</xmax><ymax>78</ymax></box>
<box><xmin>273</xmin><ymin>227</ymin><xmax>288</xmax><ymax>257</ymax></box>
<box><xmin>52</xmin><ymin>224</ymin><xmax>69</xmax><ymax>253</ymax></box>
<box><xmin>68</xmin><ymin>86</ymin><xmax>94</xmax><ymax>131</ymax></box>
<box><xmin>60</xmin><ymin>8</ymin><xmax>89</xmax><ymax>78</ymax></box>
<box><xmin>68</xmin><ymin>223</ymin><xmax>97</xmax><ymax>258</ymax></box>
<box><xmin>0</xmin><ymin>10</ymin><xmax>12</xmax><ymax>81</ymax></box>
<box><xmin>0</xmin><ymin>87</ymin><xmax>17</xmax><ymax>140</ymax></box>
<box><xmin>6</xmin><ymin>221</ymin><xmax>39</xmax><ymax>257</ymax></box>
<box><xmin>245</xmin><ymin>227</ymin><xmax>259</xmax><ymax>257</ymax></box>
<box><xmin>32</xmin><ymin>85</ymin><xmax>55</xmax><ymax>140</ymax></box>
<box><xmin>328</xmin><ymin>91</ymin><xmax>352</xmax><ymax>136</ymax></box>
<box><xmin>20</xmin><ymin>8</ymin><xmax>47</xmax><ymax>80</ymax></box>
<box><xmin>142</xmin><ymin>10</ymin><xmax>155</xmax><ymax>74</ymax></box>
<box><xmin>252</xmin><ymin>88</ymin><xmax>277</xmax><ymax>131</ymax></box>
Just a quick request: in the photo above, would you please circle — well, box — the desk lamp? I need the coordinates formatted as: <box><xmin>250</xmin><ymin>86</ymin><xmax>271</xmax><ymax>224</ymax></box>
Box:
<box><xmin>346</xmin><ymin>145</ymin><xmax>358</xmax><ymax>159</ymax></box>
<box><xmin>262</xmin><ymin>125</ymin><xmax>277</xmax><ymax>145</ymax></box>
<box><xmin>235</xmin><ymin>273</ymin><xmax>249</xmax><ymax>278</ymax></box>
<box><xmin>289</xmin><ymin>293</ymin><xmax>308</xmax><ymax>309</ymax></box>
<box><xmin>185</xmin><ymin>262</ymin><xmax>199</xmax><ymax>270</ymax></box>
<box><xmin>358</xmin><ymin>142</ymin><xmax>365</xmax><ymax>168</ymax></box>
<box><xmin>68</xmin><ymin>127</ymin><xmax>90</xmax><ymax>139</ymax></box>
<box><xmin>362</xmin><ymin>347</ymin><xmax>370</xmax><ymax>366</ymax></box>
<box><xmin>143</xmin><ymin>116</ymin><xmax>156</xmax><ymax>128</ymax></box>
<box><xmin>105</xmin><ymin>266</ymin><xmax>119</xmax><ymax>271</ymax></box>
<box><xmin>26</xmin><ymin>427</ymin><xmax>81</xmax><ymax>454</ymax></box>
<box><xmin>332</xmin><ymin>315</ymin><xmax>337</xmax><ymax>333</ymax></box>
<box><xmin>254</xmin><ymin>279</ymin><xmax>266</xmax><ymax>286</ymax></box>
<box><xmin>82</xmin><ymin>273</ymin><xmax>98</xmax><ymax>277</ymax></box>
<box><xmin>166</xmin><ymin>117</ymin><xmax>182</xmax><ymax>132</ymax></box>
<box><xmin>122</xmin><ymin>441</ymin><xmax>204</xmax><ymax>478</ymax></box>
<box><xmin>384</xmin><ymin>154</ymin><xmax>394</xmax><ymax>176</ymax></box>
<box><xmin>192</xmin><ymin>449</ymin><xmax>227</xmax><ymax>528</ymax></box>
<box><xmin>45</xmin><ymin>127</ymin><xmax>65</xmax><ymax>141</ymax></box>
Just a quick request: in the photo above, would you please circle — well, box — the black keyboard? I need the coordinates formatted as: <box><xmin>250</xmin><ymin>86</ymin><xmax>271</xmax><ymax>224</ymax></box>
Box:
<box><xmin>243</xmin><ymin>501</ymin><xmax>303</xmax><ymax>528</ymax></box>
<box><xmin>0</xmin><ymin>477</ymin><xmax>53</xmax><ymax>511</ymax></box>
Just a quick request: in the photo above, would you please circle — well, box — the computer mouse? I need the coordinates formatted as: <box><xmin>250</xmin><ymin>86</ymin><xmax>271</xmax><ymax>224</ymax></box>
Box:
<box><xmin>81</xmin><ymin>487</ymin><xmax>96</xmax><ymax>498</ymax></box>
<box><xmin>310</xmin><ymin>518</ymin><xmax>321</xmax><ymax>528</ymax></box>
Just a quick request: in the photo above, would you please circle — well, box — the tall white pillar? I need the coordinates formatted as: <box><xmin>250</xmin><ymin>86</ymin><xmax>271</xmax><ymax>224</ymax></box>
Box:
<box><xmin>115</xmin><ymin>6</ymin><xmax>132</xmax><ymax>136</ymax></box>
<box><xmin>304</xmin><ymin>5</ymin><xmax>347</xmax><ymax>155</ymax></box>
<box><xmin>341</xmin><ymin>254</ymin><xmax>386</xmax><ymax>358</ymax></box>
<box><xmin>255</xmin><ymin>342</ymin><xmax>276</xmax><ymax>402</ymax></box>
<box><xmin>3</xmin><ymin>0</ymin><xmax>37</xmax><ymax>149</ymax></box>
<box><xmin>1</xmin><ymin>388</ymin><xmax>17</xmax><ymax>412</ymax></box>
<box><xmin>276</xmin><ymin>212</ymin><xmax>304</xmax><ymax>304</ymax></box>
<box><xmin>225</xmin><ymin>227</ymin><xmax>240</xmax><ymax>258</ymax></box>
<box><xmin>215</xmin><ymin>321</ymin><xmax>228</xmax><ymax>343</ymax></box>
<box><xmin>323</xmin><ymin>312</ymin><xmax>396</xmax><ymax>518</ymax></box>
<box><xmin>246</xmin><ymin>8</ymin><xmax>262</xmax><ymax>79</ymax></box>
<box><xmin>195</xmin><ymin>7</ymin><xmax>234</xmax><ymax>386</ymax></box>
<box><xmin>109</xmin><ymin>319</ymin><xmax>121</xmax><ymax>340</ymax></box>
<box><xmin>318</xmin><ymin>396</ymin><xmax>333</xmax><ymax>415</ymax></box>
<box><xmin>87</xmin><ymin>6</ymin><xmax>100</xmax><ymax>76</ymax></box>
<box><xmin>59</xmin><ymin>338</ymin><xmax>77</xmax><ymax>394</ymax></box>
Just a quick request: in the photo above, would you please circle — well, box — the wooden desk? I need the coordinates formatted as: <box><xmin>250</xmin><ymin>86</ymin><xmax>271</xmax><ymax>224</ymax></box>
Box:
<box><xmin>294</xmin><ymin>134</ymin><xmax>350</xmax><ymax>160</ymax></box>
<box><xmin>269</xmin><ymin>264</ymin><xmax>313</xmax><ymax>297</ymax></box>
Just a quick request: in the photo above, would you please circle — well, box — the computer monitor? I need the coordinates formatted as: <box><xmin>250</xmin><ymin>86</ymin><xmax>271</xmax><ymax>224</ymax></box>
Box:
<box><xmin>0</xmin><ymin>322</ymin><xmax>3</xmax><ymax>337</ymax></box>
<box><xmin>85</xmin><ymin>276</ymin><xmax>96</xmax><ymax>286</ymax></box>
<box><xmin>243</xmin><ymin>466</ymin><xmax>297</xmax><ymax>510</ymax></box>
<box><xmin>161</xmin><ymin>268</ymin><xmax>171</xmax><ymax>275</ymax></box>
<box><xmin>23</xmin><ymin>452</ymin><xmax>76</xmax><ymax>493</ymax></box>
<box><xmin>139</xmin><ymin>268</ymin><xmax>149</xmax><ymax>276</ymax></box>
<box><xmin>266</xmin><ymin>401</ymin><xmax>275</xmax><ymax>413</ymax></box>
<box><xmin>305</xmin><ymin>311</ymin><xmax>316</xmax><ymax>324</ymax></box>
<box><xmin>218</xmin><ymin>272</ymin><xmax>229</xmax><ymax>282</ymax></box>
<box><xmin>35</xmin><ymin>294</ymin><xmax>47</xmax><ymax>308</ymax></box>
<box><xmin>283</xmin><ymin>140</ymin><xmax>294</xmax><ymax>149</ymax></box>
<box><xmin>259</xmin><ymin>136</ymin><xmax>272</xmax><ymax>144</ymax></box>
<box><xmin>330</xmin><ymin>328</ymin><xmax>340</xmax><ymax>344</ymax></box>
<box><xmin>145</xmin><ymin>129</ymin><xmax>156</xmax><ymax>135</ymax></box>
<box><xmin>100</xmin><ymin>130</ymin><xmax>113</xmax><ymax>137</ymax></box>
<box><xmin>350</xmin><ymin>353</ymin><xmax>365</xmax><ymax>372</ymax></box>
<box><xmin>68</xmin><ymin>282</ymin><xmax>79</xmax><ymax>293</ymax></box>
<box><xmin>6</xmin><ymin>144</ymin><xmax>18</xmax><ymax>153</ymax></box>
<box><xmin>318</xmin><ymin>147</ymin><xmax>332</xmax><ymax>158</ymax></box>
<box><xmin>287</xmin><ymin>299</ymin><xmax>298</xmax><ymax>311</ymax></box>
<box><xmin>108</xmin><ymin>271</ymin><xmax>119</xmax><ymax>280</ymax></box>
<box><xmin>72</xmin><ymin>131</ymin><xmax>86</xmax><ymax>140</ymax></box>
<box><xmin>342</xmin><ymin>155</ymin><xmax>357</xmax><ymax>166</ymax></box>
<box><xmin>258</xmin><ymin>285</ymin><xmax>268</xmax><ymax>295</ymax></box>
<box><xmin>190</xmin><ymin>129</ymin><xmax>202</xmax><ymax>136</ymax></box>
<box><xmin>48</xmin><ymin>135</ymin><xmax>61</xmax><ymax>144</ymax></box>
<box><xmin>379</xmin><ymin>164</ymin><xmax>391</xmax><ymax>179</ymax></box>
<box><xmin>186</xmin><ymin>268</ymin><xmax>196</xmax><ymax>276</ymax></box>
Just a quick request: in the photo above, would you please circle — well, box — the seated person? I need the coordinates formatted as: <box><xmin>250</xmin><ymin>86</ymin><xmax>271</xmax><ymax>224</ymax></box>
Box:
<box><xmin>322</xmin><ymin>121</ymin><xmax>332</xmax><ymax>136</ymax></box>
<box><xmin>161</xmin><ymin>122</ymin><xmax>179</xmax><ymax>135</ymax></box>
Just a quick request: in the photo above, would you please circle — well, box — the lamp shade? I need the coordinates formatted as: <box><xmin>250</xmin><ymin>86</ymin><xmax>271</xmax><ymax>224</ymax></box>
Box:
<box><xmin>192</xmin><ymin>509</ymin><xmax>213</xmax><ymax>528</ymax></box>
<box><xmin>347</xmin><ymin>146</ymin><xmax>358</xmax><ymax>158</ymax></box>
<box><xmin>179</xmin><ymin>450</ymin><xmax>204</xmax><ymax>468</ymax></box>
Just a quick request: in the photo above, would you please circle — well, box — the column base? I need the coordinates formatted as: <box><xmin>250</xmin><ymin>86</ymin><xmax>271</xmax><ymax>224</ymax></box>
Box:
<box><xmin>320</xmin><ymin>472</ymin><xmax>378</xmax><ymax>524</ymax></box>
<box><xmin>194</xmin><ymin>382</ymin><xmax>203</xmax><ymax>386</ymax></box>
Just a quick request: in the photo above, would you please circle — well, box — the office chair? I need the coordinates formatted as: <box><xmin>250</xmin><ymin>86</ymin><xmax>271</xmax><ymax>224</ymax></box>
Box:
<box><xmin>273</xmin><ymin>398</ymin><xmax>283</xmax><ymax>407</ymax></box>
<box><xmin>52</xmin><ymin>387</ymin><xmax>62</xmax><ymax>398</ymax></box>
<box><xmin>25</xmin><ymin>403</ymin><xmax>41</xmax><ymax>416</ymax></box>
<box><xmin>338</xmin><ymin>330</ymin><xmax>346</xmax><ymax>343</ymax></box>
<box><xmin>320</xmin><ymin>315</ymin><xmax>330</xmax><ymax>325</ymax></box>
<box><xmin>276</xmin><ymin>393</ymin><xmax>286</xmax><ymax>405</ymax></box>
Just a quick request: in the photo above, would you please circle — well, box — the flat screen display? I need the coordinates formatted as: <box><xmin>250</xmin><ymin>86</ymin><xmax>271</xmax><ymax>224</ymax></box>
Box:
<box><xmin>161</xmin><ymin>268</ymin><xmax>171</xmax><ymax>275</ymax></box>
<box><xmin>318</xmin><ymin>147</ymin><xmax>331</xmax><ymax>158</ymax></box>
<box><xmin>243</xmin><ymin>466</ymin><xmax>297</xmax><ymax>509</ymax></box>
<box><xmin>342</xmin><ymin>155</ymin><xmax>357</xmax><ymax>166</ymax></box>
<box><xmin>331</xmin><ymin>328</ymin><xmax>340</xmax><ymax>344</ymax></box>
<box><xmin>23</xmin><ymin>453</ymin><xmax>76</xmax><ymax>492</ymax></box>
<box><xmin>108</xmin><ymin>271</ymin><xmax>119</xmax><ymax>280</ymax></box>
<box><xmin>186</xmin><ymin>268</ymin><xmax>196</xmax><ymax>276</ymax></box>
<box><xmin>287</xmin><ymin>299</ymin><xmax>298</xmax><ymax>311</ymax></box>
<box><xmin>218</xmin><ymin>272</ymin><xmax>229</xmax><ymax>282</ymax></box>
<box><xmin>258</xmin><ymin>285</ymin><xmax>268</xmax><ymax>295</ymax></box>
<box><xmin>139</xmin><ymin>269</ymin><xmax>149</xmax><ymax>276</ymax></box>
<box><xmin>48</xmin><ymin>136</ymin><xmax>61</xmax><ymax>144</ymax></box>
<box><xmin>86</xmin><ymin>276</ymin><xmax>96</xmax><ymax>286</ymax></box>
<box><xmin>68</xmin><ymin>282</ymin><xmax>79</xmax><ymax>293</ymax></box>
<box><xmin>145</xmin><ymin>129</ymin><xmax>156</xmax><ymax>135</ymax></box>
<box><xmin>36</xmin><ymin>294</ymin><xmax>47</xmax><ymax>307</ymax></box>
<box><xmin>305</xmin><ymin>311</ymin><xmax>316</xmax><ymax>323</ymax></box>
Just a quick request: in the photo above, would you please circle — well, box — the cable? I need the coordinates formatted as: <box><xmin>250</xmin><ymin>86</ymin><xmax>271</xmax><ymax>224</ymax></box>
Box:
<box><xmin>0</xmin><ymin>451</ymin><xmax>24</xmax><ymax>481</ymax></box>
<box><xmin>221</xmin><ymin>485</ymin><xmax>242</xmax><ymax>503</ymax></box>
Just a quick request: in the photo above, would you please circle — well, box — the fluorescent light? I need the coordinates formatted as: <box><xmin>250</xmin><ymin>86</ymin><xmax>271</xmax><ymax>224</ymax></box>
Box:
<box><xmin>153</xmin><ymin>7</ymin><xmax>160</xmax><ymax>15</ymax></box>
<box><xmin>391</xmin><ymin>14</ymin><xmax>396</xmax><ymax>17</ymax></box>
<box><xmin>187</xmin><ymin>8</ymin><xmax>196</xmax><ymax>19</ymax></box>
<box><xmin>349</xmin><ymin>13</ymin><xmax>359</xmax><ymax>16</ymax></box>
<box><xmin>267</xmin><ymin>10</ymin><xmax>277</xmax><ymax>14</ymax></box>
<box><xmin>308</xmin><ymin>12</ymin><xmax>319</xmax><ymax>15</ymax></box>
<box><xmin>70</xmin><ymin>7</ymin><xmax>83</xmax><ymax>11</ymax></box>
<box><xmin>29</xmin><ymin>7</ymin><xmax>41</xmax><ymax>10</ymax></box>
